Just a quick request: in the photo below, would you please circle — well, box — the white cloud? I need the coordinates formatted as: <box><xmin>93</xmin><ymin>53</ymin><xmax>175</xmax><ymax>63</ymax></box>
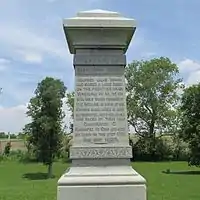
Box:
<box><xmin>179</xmin><ymin>59</ymin><xmax>200</xmax><ymax>74</ymax></box>
<box><xmin>186</xmin><ymin>71</ymin><xmax>200</xmax><ymax>86</ymax></box>
<box><xmin>178</xmin><ymin>59</ymin><xmax>200</xmax><ymax>86</ymax></box>
<box><xmin>0</xmin><ymin>65</ymin><xmax>6</xmax><ymax>71</ymax></box>
<box><xmin>0</xmin><ymin>58</ymin><xmax>10</xmax><ymax>71</ymax></box>
<box><xmin>127</xmin><ymin>29</ymin><xmax>158</xmax><ymax>61</ymax></box>
<box><xmin>16</xmin><ymin>50</ymin><xmax>43</xmax><ymax>64</ymax></box>
<box><xmin>0</xmin><ymin>104</ymin><xmax>29</xmax><ymax>133</ymax></box>
<box><xmin>0</xmin><ymin>98</ymin><xmax>72</xmax><ymax>133</ymax></box>
<box><xmin>0</xmin><ymin>23</ymin><xmax>70</xmax><ymax>63</ymax></box>
<box><xmin>0</xmin><ymin>58</ymin><xmax>10</xmax><ymax>65</ymax></box>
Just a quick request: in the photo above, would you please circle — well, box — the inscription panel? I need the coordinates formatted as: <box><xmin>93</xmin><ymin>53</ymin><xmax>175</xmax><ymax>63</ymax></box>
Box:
<box><xmin>73</xmin><ymin>65</ymin><xmax>129</xmax><ymax>146</ymax></box>
<box><xmin>74</xmin><ymin>54</ymin><xmax>126</xmax><ymax>66</ymax></box>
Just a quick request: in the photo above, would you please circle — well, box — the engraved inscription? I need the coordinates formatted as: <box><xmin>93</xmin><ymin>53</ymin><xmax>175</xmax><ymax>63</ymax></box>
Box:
<box><xmin>76</xmin><ymin>65</ymin><xmax>124</xmax><ymax>76</ymax></box>
<box><xmin>74</xmin><ymin>65</ymin><xmax>129</xmax><ymax>145</ymax></box>
<box><xmin>74</xmin><ymin>55</ymin><xmax>126</xmax><ymax>66</ymax></box>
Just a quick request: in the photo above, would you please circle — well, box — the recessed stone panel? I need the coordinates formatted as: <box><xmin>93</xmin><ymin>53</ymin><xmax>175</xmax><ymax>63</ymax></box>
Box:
<box><xmin>73</xmin><ymin>65</ymin><xmax>129</xmax><ymax>148</ymax></box>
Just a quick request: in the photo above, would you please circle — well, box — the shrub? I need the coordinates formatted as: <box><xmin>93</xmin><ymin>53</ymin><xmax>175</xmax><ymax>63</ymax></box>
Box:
<box><xmin>0</xmin><ymin>154</ymin><xmax>4</xmax><ymax>162</ymax></box>
<box><xmin>131</xmin><ymin>134</ymin><xmax>189</xmax><ymax>162</ymax></box>
<box><xmin>2</xmin><ymin>150</ymin><xmax>38</xmax><ymax>163</ymax></box>
<box><xmin>58</xmin><ymin>135</ymin><xmax>72</xmax><ymax>163</ymax></box>
<box><xmin>4</xmin><ymin>142</ymin><xmax>11</xmax><ymax>156</ymax></box>
<box><xmin>18</xmin><ymin>151</ymin><xmax>38</xmax><ymax>163</ymax></box>
<box><xmin>132</xmin><ymin>137</ymin><xmax>172</xmax><ymax>161</ymax></box>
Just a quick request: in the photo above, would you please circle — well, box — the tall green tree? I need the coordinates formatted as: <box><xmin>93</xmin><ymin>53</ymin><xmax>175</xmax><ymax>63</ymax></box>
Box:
<box><xmin>66</xmin><ymin>92</ymin><xmax>74</xmax><ymax>133</ymax></box>
<box><xmin>180</xmin><ymin>83</ymin><xmax>200</xmax><ymax>167</ymax></box>
<box><xmin>66</xmin><ymin>92</ymin><xmax>74</xmax><ymax>115</ymax></box>
<box><xmin>25</xmin><ymin>77</ymin><xmax>66</xmax><ymax>178</ymax></box>
<box><xmin>125</xmin><ymin>57</ymin><xmax>183</xmax><ymax>159</ymax></box>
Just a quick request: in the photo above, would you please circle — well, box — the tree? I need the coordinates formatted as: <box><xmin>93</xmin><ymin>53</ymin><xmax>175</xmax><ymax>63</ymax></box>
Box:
<box><xmin>22</xmin><ymin>124</ymin><xmax>34</xmax><ymax>153</ymax></box>
<box><xmin>180</xmin><ymin>83</ymin><xmax>200</xmax><ymax>167</ymax></box>
<box><xmin>4</xmin><ymin>142</ymin><xmax>11</xmax><ymax>156</ymax></box>
<box><xmin>0</xmin><ymin>132</ymin><xmax>7</xmax><ymax>139</ymax></box>
<box><xmin>125</xmin><ymin>57</ymin><xmax>183</xmax><ymax>160</ymax></box>
<box><xmin>25</xmin><ymin>77</ymin><xmax>66</xmax><ymax>178</ymax></box>
<box><xmin>66</xmin><ymin>92</ymin><xmax>74</xmax><ymax>133</ymax></box>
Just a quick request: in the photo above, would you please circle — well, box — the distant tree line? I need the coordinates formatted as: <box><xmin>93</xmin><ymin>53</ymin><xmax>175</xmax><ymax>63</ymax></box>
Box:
<box><xmin>0</xmin><ymin>132</ymin><xmax>27</xmax><ymax>139</ymax></box>
<box><xmin>0</xmin><ymin>132</ymin><xmax>17</xmax><ymax>139</ymax></box>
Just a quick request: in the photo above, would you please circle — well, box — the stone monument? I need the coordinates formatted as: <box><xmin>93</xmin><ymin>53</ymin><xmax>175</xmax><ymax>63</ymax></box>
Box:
<box><xmin>57</xmin><ymin>9</ymin><xmax>146</xmax><ymax>200</ymax></box>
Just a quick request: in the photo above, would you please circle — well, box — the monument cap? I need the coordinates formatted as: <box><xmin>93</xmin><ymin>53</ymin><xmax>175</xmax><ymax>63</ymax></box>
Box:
<box><xmin>63</xmin><ymin>9</ymin><xmax>136</xmax><ymax>28</ymax></box>
<box><xmin>63</xmin><ymin>9</ymin><xmax>136</xmax><ymax>54</ymax></box>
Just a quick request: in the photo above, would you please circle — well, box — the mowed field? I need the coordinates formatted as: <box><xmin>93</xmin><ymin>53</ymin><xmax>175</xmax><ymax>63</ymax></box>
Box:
<box><xmin>0</xmin><ymin>161</ymin><xmax>200</xmax><ymax>200</ymax></box>
<box><xmin>0</xmin><ymin>139</ymin><xmax>26</xmax><ymax>153</ymax></box>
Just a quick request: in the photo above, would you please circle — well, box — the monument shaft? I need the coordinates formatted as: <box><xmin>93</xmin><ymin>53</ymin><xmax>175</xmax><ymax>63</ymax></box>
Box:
<box><xmin>71</xmin><ymin>51</ymin><xmax>132</xmax><ymax>159</ymax></box>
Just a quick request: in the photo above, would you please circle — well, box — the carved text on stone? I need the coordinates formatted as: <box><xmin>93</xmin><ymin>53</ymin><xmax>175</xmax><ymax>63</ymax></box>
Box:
<box><xmin>73</xmin><ymin>65</ymin><xmax>129</xmax><ymax>146</ymax></box>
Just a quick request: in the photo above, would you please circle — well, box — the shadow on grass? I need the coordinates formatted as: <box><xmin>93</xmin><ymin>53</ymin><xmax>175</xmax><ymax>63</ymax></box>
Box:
<box><xmin>162</xmin><ymin>170</ymin><xmax>200</xmax><ymax>175</ymax></box>
<box><xmin>22</xmin><ymin>172</ymin><xmax>55</xmax><ymax>180</ymax></box>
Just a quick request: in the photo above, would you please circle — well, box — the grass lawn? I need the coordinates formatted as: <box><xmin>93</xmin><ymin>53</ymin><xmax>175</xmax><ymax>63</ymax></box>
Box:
<box><xmin>0</xmin><ymin>161</ymin><xmax>200</xmax><ymax>200</ymax></box>
<box><xmin>134</xmin><ymin>162</ymin><xmax>200</xmax><ymax>200</ymax></box>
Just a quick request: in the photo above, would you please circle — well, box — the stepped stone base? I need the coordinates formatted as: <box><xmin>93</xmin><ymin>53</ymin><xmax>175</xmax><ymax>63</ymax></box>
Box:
<box><xmin>57</xmin><ymin>165</ymin><xmax>146</xmax><ymax>200</ymax></box>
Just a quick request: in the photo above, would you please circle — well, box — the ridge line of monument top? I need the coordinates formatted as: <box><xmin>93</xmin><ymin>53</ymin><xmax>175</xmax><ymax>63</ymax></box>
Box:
<box><xmin>63</xmin><ymin>9</ymin><xmax>136</xmax><ymax>28</ymax></box>
<box><xmin>77</xmin><ymin>9</ymin><xmax>122</xmax><ymax>18</ymax></box>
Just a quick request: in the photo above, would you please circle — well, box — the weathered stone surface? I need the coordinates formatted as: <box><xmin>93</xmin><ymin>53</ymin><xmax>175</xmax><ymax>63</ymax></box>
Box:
<box><xmin>73</xmin><ymin>64</ymin><xmax>129</xmax><ymax>152</ymax></box>
<box><xmin>70</xmin><ymin>146</ymin><xmax>132</xmax><ymax>159</ymax></box>
<box><xmin>73</xmin><ymin>54</ymin><xmax>126</xmax><ymax>66</ymax></box>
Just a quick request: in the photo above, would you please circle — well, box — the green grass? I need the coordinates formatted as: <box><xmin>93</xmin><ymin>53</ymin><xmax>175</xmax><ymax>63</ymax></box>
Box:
<box><xmin>0</xmin><ymin>161</ymin><xmax>200</xmax><ymax>200</ymax></box>
<box><xmin>133</xmin><ymin>162</ymin><xmax>200</xmax><ymax>200</ymax></box>
<box><xmin>0</xmin><ymin>161</ymin><xmax>67</xmax><ymax>200</ymax></box>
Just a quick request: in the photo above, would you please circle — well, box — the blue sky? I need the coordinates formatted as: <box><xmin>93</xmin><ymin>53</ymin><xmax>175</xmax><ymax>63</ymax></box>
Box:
<box><xmin>0</xmin><ymin>0</ymin><xmax>200</xmax><ymax>133</ymax></box>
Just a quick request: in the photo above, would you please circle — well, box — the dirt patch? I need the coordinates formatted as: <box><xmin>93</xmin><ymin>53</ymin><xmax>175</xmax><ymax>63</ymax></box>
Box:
<box><xmin>0</xmin><ymin>139</ymin><xmax>26</xmax><ymax>153</ymax></box>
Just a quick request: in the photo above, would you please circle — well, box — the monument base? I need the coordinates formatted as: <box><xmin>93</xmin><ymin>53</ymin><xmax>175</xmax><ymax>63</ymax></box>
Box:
<box><xmin>57</xmin><ymin>165</ymin><xmax>146</xmax><ymax>200</ymax></box>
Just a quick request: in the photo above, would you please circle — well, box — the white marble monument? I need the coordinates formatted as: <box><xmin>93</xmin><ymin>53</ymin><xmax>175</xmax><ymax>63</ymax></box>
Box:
<box><xmin>57</xmin><ymin>9</ymin><xmax>146</xmax><ymax>200</ymax></box>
